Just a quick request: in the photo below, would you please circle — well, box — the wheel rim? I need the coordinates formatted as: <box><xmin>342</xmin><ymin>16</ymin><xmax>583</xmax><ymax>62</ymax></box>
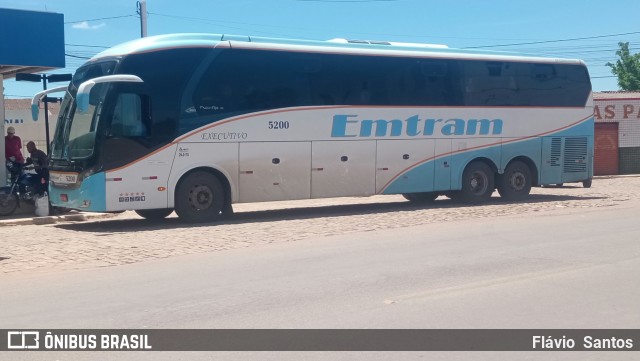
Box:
<box><xmin>509</xmin><ymin>171</ymin><xmax>526</xmax><ymax>191</ymax></box>
<box><xmin>0</xmin><ymin>193</ymin><xmax>15</xmax><ymax>206</ymax></box>
<box><xmin>469</xmin><ymin>171</ymin><xmax>489</xmax><ymax>195</ymax></box>
<box><xmin>188</xmin><ymin>184</ymin><xmax>213</xmax><ymax>210</ymax></box>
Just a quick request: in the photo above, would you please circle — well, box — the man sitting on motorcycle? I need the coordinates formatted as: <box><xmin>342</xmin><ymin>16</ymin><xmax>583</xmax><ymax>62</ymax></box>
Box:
<box><xmin>25</xmin><ymin>141</ymin><xmax>49</xmax><ymax>195</ymax></box>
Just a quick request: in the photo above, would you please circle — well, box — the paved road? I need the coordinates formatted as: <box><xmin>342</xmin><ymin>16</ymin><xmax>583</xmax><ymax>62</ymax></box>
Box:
<box><xmin>1</xmin><ymin>182</ymin><xmax>639</xmax><ymax>360</ymax></box>
<box><xmin>0</xmin><ymin>177</ymin><xmax>636</xmax><ymax>275</ymax></box>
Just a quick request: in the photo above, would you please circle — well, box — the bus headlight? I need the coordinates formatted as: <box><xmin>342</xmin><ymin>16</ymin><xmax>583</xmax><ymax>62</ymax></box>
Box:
<box><xmin>79</xmin><ymin>166</ymin><xmax>99</xmax><ymax>182</ymax></box>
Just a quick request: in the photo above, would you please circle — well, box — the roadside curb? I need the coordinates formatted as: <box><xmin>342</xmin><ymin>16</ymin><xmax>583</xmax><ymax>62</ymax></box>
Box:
<box><xmin>594</xmin><ymin>174</ymin><xmax>640</xmax><ymax>179</ymax></box>
<box><xmin>0</xmin><ymin>212</ymin><xmax>118</xmax><ymax>227</ymax></box>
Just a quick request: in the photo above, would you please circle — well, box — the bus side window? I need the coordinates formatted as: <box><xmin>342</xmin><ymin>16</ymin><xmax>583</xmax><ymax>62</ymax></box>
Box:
<box><xmin>110</xmin><ymin>93</ymin><xmax>149</xmax><ymax>137</ymax></box>
<box><xmin>419</xmin><ymin>60</ymin><xmax>448</xmax><ymax>105</ymax></box>
<box><xmin>463</xmin><ymin>61</ymin><xmax>517</xmax><ymax>106</ymax></box>
<box><xmin>517</xmin><ymin>63</ymin><xmax>563</xmax><ymax>106</ymax></box>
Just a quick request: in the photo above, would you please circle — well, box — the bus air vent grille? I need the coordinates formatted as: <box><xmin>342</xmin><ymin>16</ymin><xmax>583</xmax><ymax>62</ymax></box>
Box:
<box><xmin>550</xmin><ymin>137</ymin><xmax>562</xmax><ymax>167</ymax></box>
<box><xmin>563</xmin><ymin>137</ymin><xmax>588</xmax><ymax>173</ymax></box>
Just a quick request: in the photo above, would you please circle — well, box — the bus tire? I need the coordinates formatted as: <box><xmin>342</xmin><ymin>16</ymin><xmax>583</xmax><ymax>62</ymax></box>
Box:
<box><xmin>582</xmin><ymin>179</ymin><xmax>592</xmax><ymax>188</ymax></box>
<box><xmin>402</xmin><ymin>192</ymin><xmax>438</xmax><ymax>203</ymax></box>
<box><xmin>175</xmin><ymin>171</ymin><xmax>225</xmax><ymax>223</ymax></box>
<box><xmin>135</xmin><ymin>208</ymin><xmax>173</xmax><ymax>220</ymax></box>
<box><xmin>497</xmin><ymin>161</ymin><xmax>532</xmax><ymax>201</ymax></box>
<box><xmin>459</xmin><ymin>162</ymin><xmax>495</xmax><ymax>203</ymax></box>
<box><xmin>221</xmin><ymin>202</ymin><xmax>234</xmax><ymax>219</ymax></box>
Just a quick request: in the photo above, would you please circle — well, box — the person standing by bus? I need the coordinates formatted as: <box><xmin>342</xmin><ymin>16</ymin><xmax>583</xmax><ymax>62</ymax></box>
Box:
<box><xmin>5</xmin><ymin>126</ymin><xmax>25</xmax><ymax>164</ymax></box>
<box><xmin>5</xmin><ymin>126</ymin><xmax>25</xmax><ymax>184</ymax></box>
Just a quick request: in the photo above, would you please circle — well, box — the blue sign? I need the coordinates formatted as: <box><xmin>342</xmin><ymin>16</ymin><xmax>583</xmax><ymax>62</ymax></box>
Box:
<box><xmin>0</xmin><ymin>8</ymin><xmax>65</xmax><ymax>69</ymax></box>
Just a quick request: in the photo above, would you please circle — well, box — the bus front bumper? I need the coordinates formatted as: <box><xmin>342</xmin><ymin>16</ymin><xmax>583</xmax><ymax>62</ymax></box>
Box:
<box><xmin>49</xmin><ymin>171</ymin><xmax>107</xmax><ymax>212</ymax></box>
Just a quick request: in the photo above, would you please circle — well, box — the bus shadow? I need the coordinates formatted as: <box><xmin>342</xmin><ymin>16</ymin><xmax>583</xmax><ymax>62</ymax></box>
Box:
<box><xmin>55</xmin><ymin>193</ymin><xmax>606</xmax><ymax>233</ymax></box>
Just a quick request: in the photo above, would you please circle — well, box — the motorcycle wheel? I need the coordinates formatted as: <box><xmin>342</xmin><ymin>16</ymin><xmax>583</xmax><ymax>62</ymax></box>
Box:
<box><xmin>0</xmin><ymin>187</ymin><xmax>19</xmax><ymax>216</ymax></box>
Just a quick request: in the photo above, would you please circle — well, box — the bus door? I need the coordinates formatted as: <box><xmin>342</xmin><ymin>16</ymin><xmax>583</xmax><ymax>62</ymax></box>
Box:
<box><xmin>103</xmin><ymin>92</ymin><xmax>172</xmax><ymax>211</ymax></box>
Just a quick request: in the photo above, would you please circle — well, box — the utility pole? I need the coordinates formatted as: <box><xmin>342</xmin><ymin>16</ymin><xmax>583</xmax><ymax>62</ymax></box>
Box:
<box><xmin>137</xmin><ymin>0</ymin><xmax>147</xmax><ymax>37</ymax></box>
<box><xmin>1</xmin><ymin>74</ymin><xmax>6</xmax><ymax>185</ymax></box>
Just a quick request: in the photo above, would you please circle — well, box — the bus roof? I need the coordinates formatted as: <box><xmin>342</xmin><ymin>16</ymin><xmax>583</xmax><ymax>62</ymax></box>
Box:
<box><xmin>93</xmin><ymin>33</ymin><xmax>586</xmax><ymax>66</ymax></box>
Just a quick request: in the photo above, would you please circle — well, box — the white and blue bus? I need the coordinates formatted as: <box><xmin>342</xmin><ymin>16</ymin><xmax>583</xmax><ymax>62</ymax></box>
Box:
<box><xmin>34</xmin><ymin>34</ymin><xmax>593</xmax><ymax>222</ymax></box>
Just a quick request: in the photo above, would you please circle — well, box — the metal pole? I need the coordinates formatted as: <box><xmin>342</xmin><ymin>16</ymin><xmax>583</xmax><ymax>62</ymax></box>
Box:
<box><xmin>42</xmin><ymin>75</ymin><xmax>51</xmax><ymax>155</ymax></box>
<box><xmin>0</xmin><ymin>74</ymin><xmax>6</xmax><ymax>185</ymax></box>
<box><xmin>138</xmin><ymin>0</ymin><xmax>148</xmax><ymax>38</ymax></box>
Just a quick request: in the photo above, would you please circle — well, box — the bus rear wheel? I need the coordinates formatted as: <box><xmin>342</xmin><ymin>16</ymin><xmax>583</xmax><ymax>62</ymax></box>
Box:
<box><xmin>402</xmin><ymin>192</ymin><xmax>438</xmax><ymax>203</ymax></box>
<box><xmin>135</xmin><ymin>208</ymin><xmax>173</xmax><ymax>220</ymax></box>
<box><xmin>175</xmin><ymin>171</ymin><xmax>225</xmax><ymax>223</ymax></box>
<box><xmin>497</xmin><ymin>161</ymin><xmax>532</xmax><ymax>201</ymax></box>
<box><xmin>459</xmin><ymin>162</ymin><xmax>495</xmax><ymax>203</ymax></box>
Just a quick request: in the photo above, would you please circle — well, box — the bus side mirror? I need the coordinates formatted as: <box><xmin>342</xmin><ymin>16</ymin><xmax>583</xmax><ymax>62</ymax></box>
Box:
<box><xmin>77</xmin><ymin>75</ymin><xmax>144</xmax><ymax>113</ymax></box>
<box><xmin>31</xmin><ymin>104</ymin><xmax>40</xmax><ymax>121</ymax></box>
<box><xmin>30</xmin><ymin>86</ymin><xmax>68</xmax><ymax>121</ymax></box>
<box><xmin>77</xmin><ymin>91</ymin><xmax>91</xmax><ymax>114</ymax></box>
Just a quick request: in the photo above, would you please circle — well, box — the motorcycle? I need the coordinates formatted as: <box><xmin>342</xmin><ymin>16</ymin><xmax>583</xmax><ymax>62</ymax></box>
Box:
<box><xmin>0</xmin><ymin>160</ymin><xmax>48</xmax><ymax>216</ymax></box>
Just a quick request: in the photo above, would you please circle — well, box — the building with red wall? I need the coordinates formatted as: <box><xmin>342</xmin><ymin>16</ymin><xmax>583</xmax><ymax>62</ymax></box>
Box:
<box><xmin>593</xmin><ymin>92</ymin><xmax>640</xmax><ymax>175</ymax></box>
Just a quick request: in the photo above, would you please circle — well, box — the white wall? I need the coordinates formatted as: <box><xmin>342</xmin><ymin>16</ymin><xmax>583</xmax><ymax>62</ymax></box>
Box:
<box><xmin>5</xmin><ymin>107</ymin><xmax>57</xmax><ymax>152</ymax></box>
<box><xmin>594</xmin><ymin>98</ymin><xmax>640</xmax><ymax>148</ymax></box>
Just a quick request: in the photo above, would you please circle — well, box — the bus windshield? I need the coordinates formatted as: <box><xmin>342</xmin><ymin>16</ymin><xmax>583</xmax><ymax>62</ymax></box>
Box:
<box><xmin>51</xmin><ymin>61</ymin><xmax>117</xmax><ymax>161</ymax></box>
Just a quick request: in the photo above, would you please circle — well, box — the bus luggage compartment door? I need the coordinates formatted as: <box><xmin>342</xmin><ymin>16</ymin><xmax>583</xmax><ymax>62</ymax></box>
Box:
<box><xmin>239</xmin><ymin>142</ymin><xmax>311</xmax><ymax>202</ymax></box>
<box><xmin>311</xmin><ymin>140</ymin><xmax>376</xmax><ymax>198</ymax></box>
<box><xmin>376</xmin><ymin>139</ymin><xmax>435</xmax><ymax>194</ymax></box>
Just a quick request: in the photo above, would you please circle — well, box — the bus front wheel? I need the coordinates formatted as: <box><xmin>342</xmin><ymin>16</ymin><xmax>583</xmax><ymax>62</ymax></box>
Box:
<box><xmin>459</xmin><ymin>162</ymin><xmax>495</xmax><ymax>203</ymax></box>
<box><xmin>497</xmin><ymin>161</ymin><xmax>532</xmax><ymax>201</ymax></box>
<box><xmin>135</xmin><ymin>208</ymin><xmax>173</xmax><ymax>220</ymax></box>
<box><xmin>175</xmin><ymin>171</ymin><xmax>225</xmax><ymax>223</ymax></box>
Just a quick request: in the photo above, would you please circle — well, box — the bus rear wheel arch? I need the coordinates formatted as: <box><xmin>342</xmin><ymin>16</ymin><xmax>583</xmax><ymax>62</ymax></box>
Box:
<box><xmin>459</xmin><ymin>161</ymin><xmax>495</xmax><ymax>203</ymax></box>
<box><xmin>135</xmin><ymin>208</ymin><xmax>174</xmax><ymax>220</ymax></box>
<box><xmin>174</xmin><ymin>170</ymin><xmax>226</xmax><ymax>223</ymax></box>
<box><xmin>402</xmin><ymin>192</ymin><xmax>438</xmax><ymax>203</ymax></box>
<box><xmin>497</xmin><ymin>160</ymin><xmax>532</xmax><ymax>201</ymax></box>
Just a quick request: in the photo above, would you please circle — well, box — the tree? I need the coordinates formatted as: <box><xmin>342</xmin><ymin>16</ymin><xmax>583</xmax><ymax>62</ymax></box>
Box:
<box><xmin>607</xmin><ymin>42</ymin><xmax>640</xmax><ymax>91</ymax></box>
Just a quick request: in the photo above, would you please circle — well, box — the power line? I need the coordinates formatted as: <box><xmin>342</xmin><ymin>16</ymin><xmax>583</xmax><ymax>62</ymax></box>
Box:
<box><xmin>147</xmin><ymin>11</ymin><xmax>540</xmax><ymax>43</ymax></box>
<box><xmin>64</xmin><ymin>14</ymin><xmax>136</xmax><ymax>24</ymax></box>
<box><xmin>295</xmin><ymin>0</ymin><xmax>399</xmax><ymax>2</ymax></box>
<box><xmin>65</xmin><ymin>53</ymin><xmax>92</xmax><ymax>60</ymax></box>
<box><xmin>147</xmin><ymin>12</ymin><xmax>258</xmax><ymax>27</ymax></box>
<box><xmin>464</xmin><ymin>31</ymin><xmax>640</xmax><ymax>49</ymax></box>
<box><xmin>65</xmin><ymin>43</ymin><xmax>110</xmax><ymax>49</ymax></box>
<box><xmin>148</xmin><ymin>12</ymin><xmax>304</xmax><ymax>38</ymax></box>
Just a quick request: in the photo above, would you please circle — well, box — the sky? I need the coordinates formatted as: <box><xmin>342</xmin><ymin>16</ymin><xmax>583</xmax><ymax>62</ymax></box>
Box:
<box><xmin>1</xmin><ymin>0</ymin><xmax>639</xmax><ymax>98</ymax></box>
